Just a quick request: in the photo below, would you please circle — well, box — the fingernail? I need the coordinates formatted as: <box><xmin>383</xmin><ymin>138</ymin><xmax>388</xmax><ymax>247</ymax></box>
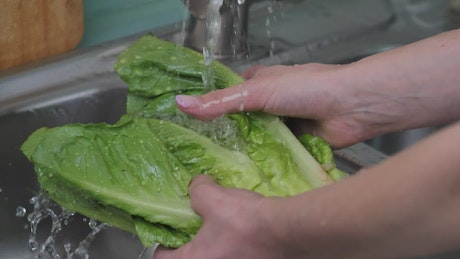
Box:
<box><xmin>176</xmin><ymin>95</ymin><xmax>200</xmax><ymax>109</ymax></box>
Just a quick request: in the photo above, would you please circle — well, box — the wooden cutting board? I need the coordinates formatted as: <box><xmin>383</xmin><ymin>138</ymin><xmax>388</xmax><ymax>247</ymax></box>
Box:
<box><xmin>0</xmin><ymin>0</ymin><xmax>83</xmax><ymax>70</ymax></box>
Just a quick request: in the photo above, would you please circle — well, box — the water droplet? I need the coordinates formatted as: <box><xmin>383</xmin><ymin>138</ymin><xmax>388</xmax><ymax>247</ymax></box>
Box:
<box><xmin>88</xmin><ymin>219</ymin><xmax>97</xmax><ymax>229</ymax></box>
<box><xmin>30</xmin><ymin>196</ymin><xmax>38</xmax><ymax>204</ymax></box>
<box><xmin>29</xmin><ymin>238</ymin><xmax>38</xmax><ymax>252</ymax></box>
<box><xmin>64</xmin><ymin>242</ymin><xmax>72</xmax><ymax>253</ymax></box>
<box><xmin>267</xmin><ymin>5</ymin><xmax>273</xmax><ymax>13</ymax></box>
<box><xmin>17</xmin><ymin>193</ymin><xmax>106</xmax><ymax>258</ymax></box>
<box><xmin>16</xmin><ymin>206</ymin><xmax>26</xmax><ymax>217</ymax></box>
<box><xmin>239</xmin><ymin>102</ymin><xmax>245</xmax><ymax>112</ymax></box>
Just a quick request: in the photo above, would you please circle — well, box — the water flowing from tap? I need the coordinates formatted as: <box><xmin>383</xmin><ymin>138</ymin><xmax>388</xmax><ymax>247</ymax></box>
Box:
<box><xmin>202</xmin><ymin>0</ymin><xmax>224</xmax><ymax>92</ymax></box>
<box><xmin>179</xmin><ymin>1</ymin><xmax>191</xmax><ymax>46</ymax></box>
<box><xmin>265</xmin><ymin>0</ymin><xmax>283</xmax><ymax>57</ymax></box>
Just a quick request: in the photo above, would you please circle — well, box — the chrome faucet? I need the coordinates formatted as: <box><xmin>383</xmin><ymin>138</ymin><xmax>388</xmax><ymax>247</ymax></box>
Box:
<box><xmin>183</xmin><ymin>0</ymin><xmax>250</xmax><ymax>59</ymax></box>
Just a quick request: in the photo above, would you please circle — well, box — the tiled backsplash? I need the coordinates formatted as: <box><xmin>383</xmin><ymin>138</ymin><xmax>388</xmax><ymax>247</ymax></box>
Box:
<box><xmin>79</xmin><ymin>0</ymin><xmax>185</xmax><ymax>48</ymax></box>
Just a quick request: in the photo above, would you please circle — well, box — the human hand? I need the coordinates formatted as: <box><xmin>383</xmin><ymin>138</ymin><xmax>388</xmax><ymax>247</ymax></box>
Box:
<box><xmin>157</xmin><ymin>122</ymin><xmax>460</xmax><ymax>259</ymax></box>
<box><xmin>175</xmin><ymin>64</ymin><xmax>369</xmax><ymax>148</ymax></box>
<box><xmin>153</xmin><ymin>174</ymin><xmax>287</xmax><ymax>259</ymax></box>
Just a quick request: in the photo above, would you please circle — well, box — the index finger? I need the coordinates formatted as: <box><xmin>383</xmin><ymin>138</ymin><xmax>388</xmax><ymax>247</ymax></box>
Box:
<box><xmin>175</xmin><ymin>83</ymin><xmax>269</xmax><ymax>120</ymax></box>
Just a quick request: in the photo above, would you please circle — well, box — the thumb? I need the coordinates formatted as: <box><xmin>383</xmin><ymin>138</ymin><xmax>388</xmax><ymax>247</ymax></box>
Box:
<box><xmin>153</xmin><ymin>175</ymin><xmax>220</xmax><ymax>259</ymax></box>
<box><xmin>187</xmin><ymin>174</ymin><xmax>225</xmax><ymax>219</ymax></box>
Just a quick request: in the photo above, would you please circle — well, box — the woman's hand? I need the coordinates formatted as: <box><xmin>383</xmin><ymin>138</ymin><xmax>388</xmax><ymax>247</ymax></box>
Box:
<box><xmin>155</xmin><ymin>122</ymin><xmax>460</xmax><ymax>259</ymax></box>
<box><xmin>153</xmin><ymin>29</ymin><xmax>460</xmax><ymax>259</ymax></box>
<box><xmin>153</xmin><ymin>175</ymin><xmax>288</xmax><ymax>259</ymax></box>
<box><xmin>176</xmin><ymin>64</ymin><xmax>369</xmax><ymax>148</ymax></box>
<box><xmin>176</xmin><ymin>29</ymin><xmax>460</xmax><ymax>149</ymax></box>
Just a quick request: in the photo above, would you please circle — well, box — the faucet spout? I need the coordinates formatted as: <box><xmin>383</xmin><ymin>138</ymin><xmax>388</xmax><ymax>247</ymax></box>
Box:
<box><xmin>183</xmin><ymin>0</ymin><xmax>250</xmax><ymax>59</ymax></box>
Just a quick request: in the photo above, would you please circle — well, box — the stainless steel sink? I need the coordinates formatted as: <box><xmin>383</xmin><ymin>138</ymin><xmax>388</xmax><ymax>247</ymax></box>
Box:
<box><xmin>0</xmin><ymin>0</ymin><xmax>457</xmax><ymax>258</ymax></box>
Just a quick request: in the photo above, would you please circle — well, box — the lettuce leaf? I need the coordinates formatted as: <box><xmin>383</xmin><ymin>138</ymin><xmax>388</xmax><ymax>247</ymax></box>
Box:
<box><xmin>21</xmin><ymin>35</ymin><xmax>343</xmax><ymax>248</ymax></box>
<box><xmin>298</xmin><ymin>134</ymin><xmax>348</xmax><ymax>181</ymax></box>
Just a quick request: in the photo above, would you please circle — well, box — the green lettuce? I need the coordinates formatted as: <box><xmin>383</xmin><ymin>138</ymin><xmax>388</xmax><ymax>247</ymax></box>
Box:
<box><xmin>298</xmin><ymin>134</ymin><xmax>348</xmax><ymax>181</ymax></box>
<box><xmin>21</xmin><ymin>35</ymin><xmax>344</xmax><ymax>248</ymax></box>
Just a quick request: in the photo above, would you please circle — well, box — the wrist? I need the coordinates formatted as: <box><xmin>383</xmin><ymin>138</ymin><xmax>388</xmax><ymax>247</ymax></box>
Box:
<box><xmin>257</xmin><ymin>195</ymin><xmax>325</xmax><ymax>258</ymax></box>
<box><xmin>255</xmin><ymin>197</ymin><xmax>300</xmax><ymax>257</ymax></box>
<box><xmin>308</xmin><ymin>63</ymin><xmax>381</xmax><ymax>145</ymax></box>
<box><xmin>326</xmin><ymin>59</ymin><xmax>407</xmax><ymax>141</ymax></box>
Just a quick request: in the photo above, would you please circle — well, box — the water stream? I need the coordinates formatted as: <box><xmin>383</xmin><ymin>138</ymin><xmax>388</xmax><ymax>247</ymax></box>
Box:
<box><xmin>202</xmin><ymin>0</ymin><xmax>224</xmax><ymax>92</ymax></box>
<box><xmin>265</xmin><ymin>0</ymin><xmax>284</xmax><ymax>57</ymax></box>
<box><xmin>16</xmin><ymin>193</ymin><xmax>109</xmax><ymax>259</ymax></box>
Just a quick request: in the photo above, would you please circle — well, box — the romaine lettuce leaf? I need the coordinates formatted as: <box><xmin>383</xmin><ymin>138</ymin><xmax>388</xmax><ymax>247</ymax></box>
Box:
<box><xmin>21</xmin><ymin>35</ymin><xmax>344</xmax><ymax>248</ymax></box>
<box><xmin>298</xmin><ymin>133</ymin><xmax>348</xmax><ymax>181</ymax></box>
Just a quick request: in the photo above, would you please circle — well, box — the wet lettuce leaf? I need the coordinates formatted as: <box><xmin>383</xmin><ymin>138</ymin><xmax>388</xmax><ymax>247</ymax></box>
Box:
<box><xmin>22</xmin><ymin>35</ymin><xmax>344</xmax><ymax>248</ymax></box>
<box><xmin>298</xmin><ymin>134</ymin><xmax>348</xmax><ymax>181</ymax></box>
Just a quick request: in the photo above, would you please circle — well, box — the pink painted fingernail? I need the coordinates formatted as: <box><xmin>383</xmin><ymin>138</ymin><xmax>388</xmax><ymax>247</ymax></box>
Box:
<box><xmin>176</xmin><ymin>95</ymin><xmax>200</xmax><ymax>109</ymax></box>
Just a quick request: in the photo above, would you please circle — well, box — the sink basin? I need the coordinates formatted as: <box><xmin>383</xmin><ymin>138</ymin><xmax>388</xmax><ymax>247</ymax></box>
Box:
<box><xmin>0</xmin><ymin>0</ymin><xmax>456</xmax><ymax>258</ymax></box>
<box><xmin>0</xmin><ymin>48</ymin><xmax>383</xmax><ymax>259</ymax></box>
<box><xmin>0</xmin><ymin>44</ymin><xmax>385</xmax><ymax>259</ymax></box>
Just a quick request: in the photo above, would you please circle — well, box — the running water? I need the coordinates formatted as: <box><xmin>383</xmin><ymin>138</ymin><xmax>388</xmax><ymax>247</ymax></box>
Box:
<box><xmin>174</xmin><ymin>0</ymin><xmax>191</xmax><ymax>46</ymax></box>
<box><xmin>265</xmin><ymin>0</ymin><xmax>283</xmax><ymax>57</ymax></box>
<box><xmin>16</xmin><ymin>193</ymin><xmax>108</xmax><ymax>259</ymax></box>
<box><xmin>191</xmin><ymin>0</ymin><xmax>250</xmax><ymax>150</ymax></box>
<box><xmin>65</xmin><ymin>222</ymin><xmax>108</xmax><ymax>259</ymax></box>
<box><xmin>201</xmin><ymin>0</ymin><xmax>224</xmax><ymax>92</ymax></box>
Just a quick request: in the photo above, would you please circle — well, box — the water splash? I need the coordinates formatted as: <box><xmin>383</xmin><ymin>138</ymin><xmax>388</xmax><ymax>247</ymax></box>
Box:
<box><xmin>155</xmin><ymin>112</ymin><xmax>246</xmax><ymax>152</ymax></box>
<box><xmin>16</xmin><ymin>206</ymin><xmax>27</xmax><ymax>217</ymax></box>
<box><xmin>66</xmin><ymin>222</ymin><xmax>108</xmax><ymax>259</ymax></box>
<box><xmin>23</xmin><ymin>193</ymin><xmax>70</xmax><ymax>258</ymax></box>
<box><xmin>202</xmin><ymin>46</ymin><xmax>216</xmax><ymax>92</ymax></box>
<box><xmin>17</xmin><ymin>192</ymin><xmax>108</xmax><ymax>259</ymax></box>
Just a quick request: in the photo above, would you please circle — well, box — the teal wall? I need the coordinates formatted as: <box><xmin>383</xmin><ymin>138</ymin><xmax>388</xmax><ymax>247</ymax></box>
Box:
<box><xmin>79</xmin><ymin>0</ymin><xmax>186</xmax><ymax>48</ymax></box>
